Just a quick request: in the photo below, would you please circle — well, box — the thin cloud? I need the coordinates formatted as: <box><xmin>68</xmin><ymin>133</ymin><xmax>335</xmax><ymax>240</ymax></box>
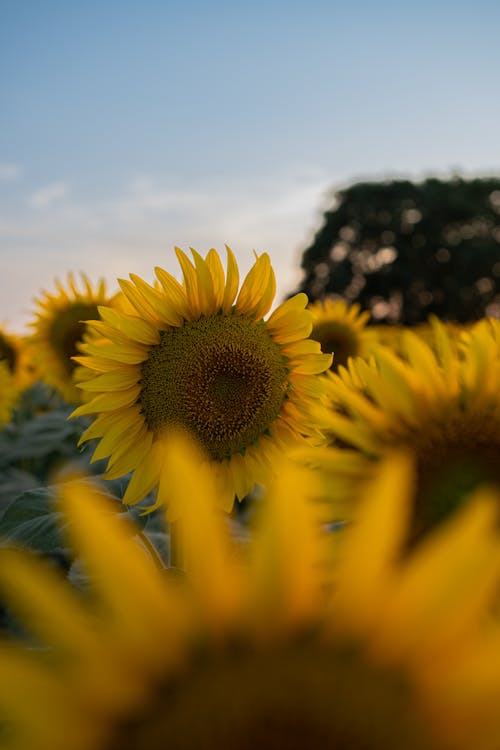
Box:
<box><xmin>0</xmin><ymin>163</ymin><xmax>22</xmax><ymax>181</ymax></box>
<box><xmin>1</xmin><ymin>171</ymin><xmax>331</xmax><ymax>331</ymax></box>
<box><xmin>29</xmin><ymin>181</ymin><xmax>70</xmax><ymax>209</ymax></box>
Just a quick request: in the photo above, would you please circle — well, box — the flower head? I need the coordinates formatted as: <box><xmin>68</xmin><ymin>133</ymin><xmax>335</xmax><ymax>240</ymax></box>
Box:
<box><xmin>310</xmin><ymin>317</ymin><xmax>500</xmax><ymax>541</ymax></box>
<box><xmin>29</xmin><ymin>273</ymin><xmax>117</xmax><ymax>403</ymax></box>
<box><xmin>0</xmin><ymin>440</ymin><xmax>478</xmax><ymax>750</ymax></box>
<box><xmin>331</xmin><ymin>449</ymin><xmax>500</xmax><ymax>750</ymax></box>
<box><xmin>308</xmin><ymin>298</ymin><xmax>371</xmax><ymax>370</ymax></box>
<box><xmin>0</xmin><ymin>359</ymin><xmax>18</xmax><ymax>427</ymax></box>
<box><xmin>72</xmin><ymin>247</ymin><xmax>331</xmax><ymax>514</ymax></box>
<box><xmin>0</xmin><ymin>327</ymin><xmax>35</xmax><ymax>391</ymax></box>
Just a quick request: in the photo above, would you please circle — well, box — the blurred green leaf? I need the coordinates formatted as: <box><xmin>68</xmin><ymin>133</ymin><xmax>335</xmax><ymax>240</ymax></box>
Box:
<box><xmin>0</xmin><ymin>486</ymin><xmax>64</xmax><ymax>554</ymax></box>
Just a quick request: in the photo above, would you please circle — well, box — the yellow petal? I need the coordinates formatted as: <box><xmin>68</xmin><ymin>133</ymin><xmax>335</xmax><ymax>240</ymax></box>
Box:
<box><xmin>249</xmin><ymin>457</ymin><xmax>325</xmax><ymax>635</ymax></box>
<box><xmin>118</xmin><ymin>278</ymin><xmax>162</xmax><ymax>327</ymax></box>
<box><xmin>158</xmin><ymin>431</ymin><xmax>242</xmax><ymax>627</ymax></box>
<box><xmin>175</xmin><ymin>247</ymin><xmax>200</xmax><ymax>316</ymax></box>
<box><xmin>70</xmin><ymin>386</ymin><xmax>141</xmax><ymax>417</ymax></box>
<box><xmin>154</xmin><ymin>265</ymin><xmax>190</xmax><ymax>320</ymax></box>
<box><xmin>205</xmin><ymin>248</ymin><xmax>225</xmax><ymax>309</ymax></box>
<box><xmin>333</xmin><ymin>452</ymin><xmax>414</xmax><ymax>636</ymax></box>
<box><xmin>78</xmin><ymin>367</ymin><xmax>139</xmax><ymax>392</ymax></box>
<box><xmin>235</xmin><ymin>252</ymin><xmax>274</xmax><ymax>317</ymax></box>
<box><xmin>190</xmin><ymin>248</ymin><xmax>218</xmax><ymax>315</ymax></box>
<box><xmin>60</xmin><ymin>478</ymin><xmax>184</xmax><ymax>671</ymax></box>
<box><xmin>221</xmin><ymin>245</ymin><xmax>239</xmax><ymax>312</ymax></box>
<box><xmin>98</xmin><ymin>306</ymin><xmax>160</xmax><ymax>345</ymax></box>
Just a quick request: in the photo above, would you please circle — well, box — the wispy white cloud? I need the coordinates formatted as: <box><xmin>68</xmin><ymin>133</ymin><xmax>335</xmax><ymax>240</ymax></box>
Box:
<box><xmin>29</xmin><ymin>181</ymin><xmax>70</xmax><ymax>208</ymax></box>
<box><xmin>0</xmin><ymin>163</ymin><xmax>22</xmax><ymax>181</ymax></box>
<box><xmin>0</xmin><ymin>171</ymin><xmax>332</xmax><ymax>331</ymax></box>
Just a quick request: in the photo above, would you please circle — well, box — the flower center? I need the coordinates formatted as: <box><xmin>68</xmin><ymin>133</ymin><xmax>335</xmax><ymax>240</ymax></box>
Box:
<box><xmin>311</xmin><ymin>322</ymin><xmax>359</xmax><ymax>370</ymax></box>
<box><xmin>110</xmin><ymin>644</ymin><xmax>437</xmax><ymax>750</ymax></box>
<box><xmin>0</xmin><ymin>334</ymin><xmax>16</xmax><ymax>374</ymax></box>
<box><xmin>410</xmin><ymin>414</ymin><xmax>500</xmax><ymax>543</ymax></box>
<box><xmin>140</xmin><ymin>312</ymin><xmax>289</xmax><ymax>461</ymax></box>
<box><xmin>49</xmin><ymin>303</ymin><xmax>99</xmax><ymax>372</ymax></box>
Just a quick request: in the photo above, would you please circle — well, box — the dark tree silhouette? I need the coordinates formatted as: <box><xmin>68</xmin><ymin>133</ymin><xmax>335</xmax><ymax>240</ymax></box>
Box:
<box><xmin>295</xmin><ymin>177</ymin><xmax>500</xmax><ymax>325</ymax></box>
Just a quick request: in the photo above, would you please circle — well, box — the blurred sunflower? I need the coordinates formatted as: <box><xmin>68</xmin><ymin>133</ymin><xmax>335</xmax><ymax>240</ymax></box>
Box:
<box><xmin>29</xmin><ymin>273</ymin><xmax>117</xmax><ymax>403</ymax></box>
<box><xmin>0</xmin><ymin>327</ymin><xmax>36</xmax><ymax>391</ymax></box>
<box><xmin>364</xmin><ymin>318</ymin><xmax>462</xmax><ymax>357</ymax></box>
<box><xmin>2</xmin><ymin>439</ymin><xmax>488</xmax><ymax>750</ymax></box>
<box><xmin>0</xmin><ymin>359</ymin><xmax>18</xmax><ymax>427</ymax></box>
<box><xmin>330</xmin><ymin>450</ymin><xmax>500</xmax><ymax>750</ymax></box>
<box><xmin>72</xmin><ymin>247</ymin><xmax>331</xmax><ymax>514</ymax></box>
<box><xmin>308</xmin><ymin>298</ymin><xmax>371</xmax><ymax>370</ymax></box>
<box><xmin>309</xmin><ymin>316</ymin><xmax>500</xmax><ymax>541</ymax></box>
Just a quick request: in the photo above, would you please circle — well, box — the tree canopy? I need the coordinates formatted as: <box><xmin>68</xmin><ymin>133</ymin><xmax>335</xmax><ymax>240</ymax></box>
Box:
<box><xmin>295</xmin><ymin>177</ymin><xmax>500</xmax><ymax>325</ymax></box>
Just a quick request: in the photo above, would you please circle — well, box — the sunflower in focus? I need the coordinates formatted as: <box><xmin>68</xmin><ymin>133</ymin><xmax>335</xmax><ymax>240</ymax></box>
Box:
<box><xmin>72</xmin><ymin>247</ymin><xmax>331</xmax><ymax>514</ymax></box>
<box><xmin>309</xmin><ymin>316</ymin><xmax>500</xmax><ymax>541</ymax></box>
<box><xmin>3</xmin><ymin>438</ymin><xmax>493</xmax><ymax>750</ymax></box>
<box><xmin>308</xmin><ymin>298</ymin><xmax>371</xmax><ymax>370</ymax></box>
<box><xmin>29</xmin><ymin>273</ymin><xmax>117</xmax><ymax>403</ymax></box>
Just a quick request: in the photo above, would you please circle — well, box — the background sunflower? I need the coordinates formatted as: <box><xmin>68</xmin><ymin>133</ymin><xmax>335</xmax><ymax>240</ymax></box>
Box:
<box><xmin>29</xmin><ymin>273</ymin><xmax>118</xmax><ymax>403</ymax></box>
<box><xmin>308</xmin><ymin>298</ymin><xmax>372</xmax><ymax>370</ymax></box>
<box><xmin>309</xmin><ymin>317</ymin><xmax>500</xmax><ymax>540</ymax></box>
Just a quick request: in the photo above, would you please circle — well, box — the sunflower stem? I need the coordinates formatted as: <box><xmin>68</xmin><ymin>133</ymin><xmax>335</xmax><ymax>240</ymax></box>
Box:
<box><xmin>169</xmin><ymin>520</ymin><xmax>185</xmax><ymax>570</ymax></box>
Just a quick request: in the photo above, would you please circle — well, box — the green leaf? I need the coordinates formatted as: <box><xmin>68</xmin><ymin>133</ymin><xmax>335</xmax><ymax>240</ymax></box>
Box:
<box><xmin>0</xmin><ymin>479</ymin><xmax>131</xmax><ymax>556</ymax></box>
<box><xmin>0</xmin><ymin>486</ymin><xmax>64</xmax><ymax>554</ymax></box>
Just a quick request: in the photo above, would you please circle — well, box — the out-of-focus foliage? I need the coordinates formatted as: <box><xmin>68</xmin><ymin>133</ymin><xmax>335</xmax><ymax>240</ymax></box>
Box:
<box><xmin>296</xmin><ymin>177</ymin><xmax>500</xmax><ymax>325</ymax></box>
<box><xmin>0</xmin><ymin>383</ymin><xmax>167</xmax><ymax>571</ymax></box>
<box><xmin>0</xmin><ymin>383</ymin><xmax>87</xmax><ymax>502</ymax></box>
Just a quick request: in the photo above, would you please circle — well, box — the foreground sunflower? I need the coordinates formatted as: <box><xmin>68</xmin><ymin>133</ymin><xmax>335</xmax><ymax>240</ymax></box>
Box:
<box><xmin>308</xmin><ymin>316</ymin><xmax>500</xmax><ymax>540</ymax></box>
<box><xmin>72</xmin><ymin>247</ymin><xmax>331</xmax><ymax>513</ymax></box>
<box><xmin>308</xmin><ymin>298</ymin><xmax>371</xmax><ymax>370</ymax></box>
<box><xmin>5</xmin><ymin>437</ymin><xmax>498</xmax><ymax>749</ymax></box>
<box><xmin>330</xmin><ymin>450</ymin><xmax>500</xmax><ymax>750</ymax></box>
<box><xmin>29</xmin><ymin>273</ymin><xmax>117</xmax><ymax>403</ymax></box>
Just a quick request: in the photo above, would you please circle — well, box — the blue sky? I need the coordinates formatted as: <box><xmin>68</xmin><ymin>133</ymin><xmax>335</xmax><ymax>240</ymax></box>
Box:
<box><xmin>1</xmin><ymin>0</ymin><xmax>500</xmax><ymax>330</ymax></box>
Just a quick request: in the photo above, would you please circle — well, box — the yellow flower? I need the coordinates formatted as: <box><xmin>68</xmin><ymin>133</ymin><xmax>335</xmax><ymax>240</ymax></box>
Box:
<box><xmin>310</xmin><ymin>316</ymin><xmax>500</xmax><ymax>539</ymax></box>
<box><xmin>364</xmin><ymin>318</ymin><xmax>462</xmax><ymax>357</ymax></box>
<box><xmin>308</xmin><ymin>298</ymin><xmax>371</xmax><ymax>370</ymax></box>
<box><xmin>330</xmin><ymin>450</ymin><xmax>500</xmax><ymax>750</ymax></box>
<box><xmin>0</xmin><ymin>359</ymin><xmax>18</xmax><ymax>427</ymax></box>
<box><xmin>0</xmin><ymin>327</ymin><xmax>36</xmax><ymax>391</ymax></box>
<box><xmin>0</xmin><ymin>441</ymin><xmax>469</xmax><ymax>750</ymax></box>
<box><xmin>72</xmin><ymin>247</ymin><xmax>331</xmax><ymax>515</ymax></box>
<box><xmin>29</xmin><ymin>273</ymin><xmax>117</xmax><ymax>403</ymax></box>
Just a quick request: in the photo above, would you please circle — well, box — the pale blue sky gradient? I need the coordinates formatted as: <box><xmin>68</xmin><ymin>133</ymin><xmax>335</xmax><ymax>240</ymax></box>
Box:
<box><xmin>1</xmin><ymin>0</ymin><xmax>500</xmax><ymax>329</ymax></box>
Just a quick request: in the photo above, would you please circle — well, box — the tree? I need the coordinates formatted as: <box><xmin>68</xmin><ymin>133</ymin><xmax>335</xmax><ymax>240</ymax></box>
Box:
<box><xmin>295</xmin><ymin>177</ymin><xmax>500</xmax><ymax>325</ymax></box>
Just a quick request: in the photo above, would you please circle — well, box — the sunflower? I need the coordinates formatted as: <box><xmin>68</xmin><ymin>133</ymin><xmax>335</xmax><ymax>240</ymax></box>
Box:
<box><xmin>0</xmin><ymin>327</ymin><xmax>36</xmax><ymax>392</ymax></box>
<box><xmin>29</xmin><ymin>273</ymin><xmax>117</xmax><ymax>403</ymax></box>
<box><xmin>330</xmin><ymin>449</ymin><xmax>500</xmax><ymax>750</ymax></box>
<box><xmin>1</xmin><ymin>439</ymin><xmax>486</xmax><ymax>750</ymax></box>
<box><xmin>364</xmin><ymin>318</ymin><xmax>462</xmax><ymax>358</ymax></box>
<box><xmin>308</xmin><ymin>298</ymin><xmax>371</xmax><ymax>370</ymax></box>
<box><xmin>308</xmin><ymin>316</ymin><xmax>500</xmax><ymax>541</ymax></box>
<box><xmin>0</xmin><ymin>359</ymin><xmax>18</xmax><ymax>427</ymax></box>
<box><xmin>72</xmin><ymin>247</ymin><xmax>331</xmax><ymax>514</ymax></box>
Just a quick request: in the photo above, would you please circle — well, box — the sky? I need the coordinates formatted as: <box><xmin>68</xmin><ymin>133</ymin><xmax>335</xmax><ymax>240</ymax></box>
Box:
<box><xmin>1</xmin><ymin>0</ymin><xmax>500</xmax><ymax>331</ymax></box>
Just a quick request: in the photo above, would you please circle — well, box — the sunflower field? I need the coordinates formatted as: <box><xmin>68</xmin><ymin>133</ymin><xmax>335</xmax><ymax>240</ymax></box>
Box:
<box><xmin>0</xmin><ymin>246</ymin><xmax>499</xmax><ymax>750</ymax></box>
